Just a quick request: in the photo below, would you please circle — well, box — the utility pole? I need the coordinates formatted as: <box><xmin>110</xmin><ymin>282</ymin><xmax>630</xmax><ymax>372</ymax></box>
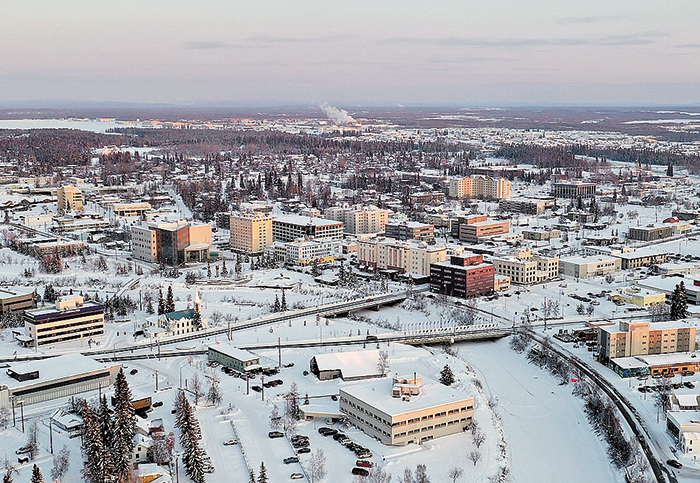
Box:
<box><xmin>155</xmin><ymin>370</ymin><xmax>159</xmax><ymax>392</ymax></box>
<box><xmin>49</xmin><ymin>419</ymin><xmax>54</xmax><ymax>454</ymax></box>
<box><xmin>20</xmin><ymin>401</ymin><xmax>25</xmax><ymax>432</ymax></box>
<box><xmin>278</xmin><ymin>337</ymin><xmax>281</xmax><ymax>368</ymax></box>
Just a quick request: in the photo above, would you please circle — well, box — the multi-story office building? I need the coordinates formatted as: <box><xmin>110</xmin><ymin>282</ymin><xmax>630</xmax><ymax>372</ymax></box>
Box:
<box><xmin>23</xmin><ymin>295</ymin><xmax>104</xmax><ymax>346</ymax></box>
<box><xmin>551</xmin><ymin>181</ymin><xmax>597</xmax><ymax>199</ymax></box>
<box><xmin>358</xmin><ymin>238</ymin><xmax>447</xmax><ymax>277</ymax></box>
<box><xmin>229</xmin><ymin>211</ymin><xmax>273</xmax><ymax>254</ymax></box>
<box><xmin>458</xmin><ymin>219</ymin><xmax>510</xmax><ymax>243</ymax></box>
<box><xmin>272</xmin><ymin>215</ymin><xmax>344</xmax><ymax>242</ymax></box>
<box><xmin>131</xmin><ymin>221</ymin><xmax>213</xmax><ymax>265</ymax></box>
<box><xmin>430</xmin><ymin>253</ymin><xmax>495</xmax><ymax>298</ymax></box>
<box><xmin>614</xmin><ymin>249</ymin><xmax>668</xmax><ymax>269</ymax></box>
<box><xmin>324</xmin><ymin>206</ymin><xmax>391</xmax><ymax>234</ymax></box>
<box><xmin>384</xmin><ymin>221</ymin><xmax>435</xmax><ymax>241</ymax></box>
<box><xmin>598</xmin><ymin>321</ymin><xmax>697</xmax><ymax>364</ymax></box>
<box><xmin>57</xmin><ymin>186</ymin><xmax>84</xmax><ymax>214</ymax></box>
<box><xmin>492</xmin><ymin>249</ymin><xmax>559</xmax><ymax>285</ymax></box>
<box><xmin>627</xmin><ymin>222</ymin><xmax>689</xmax><ymax>242</ymax></box>
<box><xmin>0</xmin><ymin>288</ymin><xmax>34</xmax><ymax>314</ymax></box>
<box><xmin>410</xmin><ymin>191</ymin><xmax>446</xmax><ymax>205</ymax></box>
<box><xmin>339</xmin><ymin>376</ymin><xmax>475</xmax><ymax>446</ymax></box>
<box><xmin>449</xmin><ymin>175</ymin><xmax>511</xmax><ymax>200</ymax></box>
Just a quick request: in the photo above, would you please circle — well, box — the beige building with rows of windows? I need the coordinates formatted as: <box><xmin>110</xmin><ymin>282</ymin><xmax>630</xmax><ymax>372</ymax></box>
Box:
<box><xmin>339</xmin><ymin>376</ymin><xmax>475</xmax><ymax>446</ymax></box>
<box><xmin>112</xmin><ymin>202</ymin><xmax>152</xmax><ymax>217</ymax></box>
<box><xmin>23</xmin><ymin>295</ymin><xmax>104</xmax><ymax>347</ymax></box>
<box><xmin>324</xmin><ymin>206</ymin><xmax>392</xmax><ymax>234</ymax></box>
<box><xmin>491</xmin><ymin>249</ymin><xmax>559</xmax><ymax>285</ymax></box>
<box><xmin>57</xmin><ymin>186</ymin><xmax>84</xmax><ymax>214</ymax></box>
<box><xmin>449</xmin><ymin>175</ymin><xmax>511</xmax><ymax>200</ymax></box>
<box><xmin>598</xmin><ymin>321</ymin><xmax>697</xmax><ymax>363</ymax></box>
<box><xmin>358</xmin><ymin>237</ymin><xmax>447</xmax><ymax>277</ymax></box>
<box><xmin>230</xmin><ymin>211</ymin><xmax>273</xmax><ymax>254</ymax></box>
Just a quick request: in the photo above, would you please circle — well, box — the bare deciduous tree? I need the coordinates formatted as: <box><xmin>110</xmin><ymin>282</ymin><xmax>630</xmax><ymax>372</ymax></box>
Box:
<box><xmin>468</xmin><ymin>450</ymin><xmax>482</xmax><ymax>466</ymax></box>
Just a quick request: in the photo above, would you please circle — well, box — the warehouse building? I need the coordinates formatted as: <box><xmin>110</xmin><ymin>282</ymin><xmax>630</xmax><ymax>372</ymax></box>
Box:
<box><xmin>0</xmin><ymin>354</ymin><xmax>120</xmax><ymax>410</ymax></box>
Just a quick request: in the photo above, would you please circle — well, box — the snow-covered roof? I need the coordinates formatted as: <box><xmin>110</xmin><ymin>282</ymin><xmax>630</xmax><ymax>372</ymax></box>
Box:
<box><xmin>312</xmin><ymin>349</ymin><xmax>383</xmax><ymax>379</ymax></box>
<box><xmin>208</xmin><ymin>343</ymin><xmax>259</xmax><ymax>362</ymax></box>
<box><xmin>340</xmin><ymin>376</ymin><xmax>473</xmax><ymax>417</ymax></box>
<box><xmin>273</xmin><ymin>215</ymin><xmax>342</xmax><ymax>227</ymax></box>
<box><xmin>636</xmin><ymin>352</ymin><xmax>699</xmax><ymax>366</ymax></box>
<box><xmin>0</xmin><ymin>354</ymin><xmax>114</xmax><ymax>390</ymax></box>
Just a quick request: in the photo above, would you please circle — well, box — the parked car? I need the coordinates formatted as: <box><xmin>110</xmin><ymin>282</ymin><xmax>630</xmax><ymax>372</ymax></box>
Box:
<box><xmin>268</xmin><ymin>431</ymin><xmax>284</xmax><ymax>439</ymax></box>
<box><xmin>290</xmin><ymin>474</ymin><xmax>304</xmax><ymax>479</ymax></box>
<box><xmin>284</xmin><ymin>457</ymin><xmax>300</xmax><ymax>464</ymax></box>
<box><xmin>297</xmin><ymin>447</ymin><xmax>311</xmax><ymax>454</ymax></box>
<box><xmin>352</xmin><ymin>467</ymin><xmax>370</xmax><ymax>476</ymax></box>
<box><xmin>356</xmin><ymin>460</ymin><xmax>374</xmax><ymax>468</ymax></box>
<box><xmin>17</xmin><ymin>457</ymin><xmax>29</xmax><ymax>464</ymax></box>
<box><xmin>667</xmin><ymin>459</ymin><xmax>682</xmax><ymax>469</ymax></box>
<box><xmin>252</xmin><ymin>385</ymin><xmax>262</xmax><ymax>392</ymax></box>
<box><xmin>153</xmin><ymin>401</ymin><xmax>163</xmax><ymax>408</ymax></box>
<box><xmin>318</xmin><ymin>427</ymin><xmax>337</xmax><ymax>436</ymax></box>
<box><xmin>356</xmin><ymin>451</ymin><xmax>373</xmax><ymax>459</ymax></box>
<box><xmin>130</xmin><ymin>369</ymin><xmax>138</xmax><ymax>375</ymax></box>
<box><xmin>224</xmin><ymin>439</ymin><xmax>239</xmax><ymax>446</ymax></box>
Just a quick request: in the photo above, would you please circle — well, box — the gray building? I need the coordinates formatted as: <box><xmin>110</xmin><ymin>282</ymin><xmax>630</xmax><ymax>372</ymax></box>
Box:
<box><xmin>208</xmin><ymin>344</ymin><xmax>260</xmax><ymax>373</ymax></box>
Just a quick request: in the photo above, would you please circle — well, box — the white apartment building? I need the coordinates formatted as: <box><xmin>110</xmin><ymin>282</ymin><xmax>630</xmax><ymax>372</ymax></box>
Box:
<box><xmin>271</xmin><ymin>238</ymin><xmax>342</xmax><ymax>266</ymax></box>
<box><xmin>324</xmin><ymin>206</ymin><xmax>392</xmax><ymax>234</ymax></box>
<box><xmin>230</xmin><ymin>211</ymin><xmax>273</xmax><ymax>254</ymax></box>
<box><xmin>491</xmin><ymin>249</ymin><xmax>559</xmax><ymax>285</ymax></box>
<box><xmin>358</xmin><ymin>237</ymin><xmax>447</xmax><ymax>276</ymax></box>
<box><xmin>449</xmin><ymin>175</ymin><xmax>511</xmax><ymax>200</ymax></box>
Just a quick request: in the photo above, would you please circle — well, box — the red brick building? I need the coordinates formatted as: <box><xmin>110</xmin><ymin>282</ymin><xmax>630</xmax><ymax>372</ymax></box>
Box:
<box><xmin>430</xmin><ymin>254</ymin><xmax>495</xmax><ymax>299</ymax></box>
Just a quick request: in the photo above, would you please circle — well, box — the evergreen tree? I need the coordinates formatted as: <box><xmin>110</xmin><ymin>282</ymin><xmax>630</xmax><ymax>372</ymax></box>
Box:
<box><xmin>30</xmin><ymin>465</ymin><xmax>43</xmax><ymax>483</ymax></box>
<box><xmin>178</xmin><ymin>397</ymin><xmax>205</xmax><ymax>483</ymax></box>
<box><xmin>235</xmin><ymin>255</ymin><xmax>242</xmax><ymax>278</ymax></box>
<box><xmin>191</xmin><ymin>304</ymin><xmax>202</xmax><ymax>329</ymax></box>
<box><xmin>258</xmin><ymin>462</ymin><xmax>269</xmax><ymax>483</ymax></box>
<box><xmin>273</xmin><ymin>294</ymin><xmax>281</xmax><ymax>312</ymax></box>
<box><xmin>81</xmin><ymin>401</ymin><xmax>109</xmax><ymax>483</ymax></box>
<box><xmin>98</xmin><ymin>396</ymin><xmax>116</xmax><ymax>477</ymax></box>
<box><xmin>248</xmin><ymin>470</ymin><xmax>256</xmax><ymax>483</ymax></box>
<box><xmin>221</xmin><ymin>259</ymin><xmax>229</xmax><ymax>277</ymax></box>
<box><xmin>439</xmin><ymin>365</ymin><xmax>455</xmax><ymax>386</ymax></box>
<box><xmin>281</xmin><ymin>290</ymin><xmax>287</xmax><ymax>311</ymax></box>
<box><xmin>670</xmin><ymin>282</ymin><xmax>688</xmax><ymax>320</ymax></box>
<box><xmin>166</xmin><ymin>286</ymin><xmax>175</xmax><ymax>313</ymax></box>
<box><xmin>112</xmin><ymin>369</ymin><xmax>136</xmax><ymax>482</ymax></box>
<box><xmin>667</xmin><ymin>162</ymin><xmax>674</xmax><ymax>177</ymax></box>
<box><xmin>3</xmin><ymin>469</ymin><xmax>12</xmax><ymax>483</ymax></box>
<box><xmin>157</xmin><ymin>288</ymin><xmax>165</xmax><ymax>315</ymax></box>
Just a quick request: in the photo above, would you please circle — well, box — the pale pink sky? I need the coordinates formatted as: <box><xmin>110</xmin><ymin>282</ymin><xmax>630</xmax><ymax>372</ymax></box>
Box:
<box><xmin>1</xmin><ymin>0</ymin><xmax>699</xmax><ymax>106</ymax></box>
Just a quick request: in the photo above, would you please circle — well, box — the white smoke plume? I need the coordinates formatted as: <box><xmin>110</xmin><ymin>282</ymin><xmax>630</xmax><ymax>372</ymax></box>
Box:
<box><xmin>320</xmin><ymin>102</ymin><xmax>356</xmax><ymax>125</ymax></box>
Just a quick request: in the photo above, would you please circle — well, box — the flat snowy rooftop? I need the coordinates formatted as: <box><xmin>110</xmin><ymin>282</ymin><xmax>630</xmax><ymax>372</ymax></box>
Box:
<box><xmin>313</xmin><ymin>349</ymin><xmax>382</xmax><ymax>379</ymax></box>
<box><xmin>340</xmin><ymin>377</ymin><xmax>472</xmax><ymax>417</ymax></box>
<box><xmin>0</xmin><ymin>354</ymin><xmax>113</xmax><ymax>390</ymax></box>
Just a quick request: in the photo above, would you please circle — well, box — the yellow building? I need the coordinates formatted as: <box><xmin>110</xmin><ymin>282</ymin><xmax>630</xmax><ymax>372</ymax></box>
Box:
<box><xmin>358</xmin><ymin>237</ymin><xmax>447</xmax><ymax>276</ymax></box>
<box><xmin>112</xmin><ymin>202</ymin><xmax>152</xmax><ymax>217</ymax></box>
<box><xmin>613</xmin><ymin>287</ymin><xmax>666</xmax><ymax>307</ymax></box>
<box><xmin>57</xmin><ymin>186</ymin><xmax>84</xmax><ymax>214</ymax></box>
<box><xmin>230</xmin><ymin>211</ymin><xmax>273</xmax><ymax>254</ymax></box>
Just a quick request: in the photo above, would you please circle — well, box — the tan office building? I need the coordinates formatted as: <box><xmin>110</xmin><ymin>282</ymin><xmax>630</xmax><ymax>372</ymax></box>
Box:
<box><xmin>324</xmin><ymin>206</ymin><xmax>392</xmax><ymax>234</ymax></box>
<box><xmin>559</xmin><ymin>255</ymin><xmax>622</xmax><ymax>278</ymax></box>
<box><xmin>57</xmin><ymin>186</ymin><xmax>84</xmax><ymax>214</ymax></box>
<box><xmin>598</xmin><ymin>321</ymin><xmax>697</xmax><ymax>363</ymax></box>
<box><xmin>358</xmin><ymin>238</ymin><xmax>447</xmax><ymax>276</ymax></box>
<box><xmin>339</xmin><ymin>376</ymin><xmax>475</xmax><ymax>446</ymax></box>
<box><xmin>492</xmin><ymin>249</ymin><xmax>559</xmax><ymax>285</ymax></box>
<box><xmin>112</xmin><ymin>203</ymin><xmax>152</xmax><ymax>217</ymax></box>
<box><xmin>230</xmin><ymin>212</ymin><xmax>273</xmax><ymax>254</ymax></box>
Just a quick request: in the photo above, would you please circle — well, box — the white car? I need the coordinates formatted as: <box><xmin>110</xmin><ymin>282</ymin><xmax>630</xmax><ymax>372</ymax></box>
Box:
<box><xmin>223</xmin><ymin>439</ymin><xmax>239</xmax><ymax>446</ymax></box>
<box><xmin>291</xmin><ymin>474</ymin><xmax>304</xmax><ymax>480</ymax></box>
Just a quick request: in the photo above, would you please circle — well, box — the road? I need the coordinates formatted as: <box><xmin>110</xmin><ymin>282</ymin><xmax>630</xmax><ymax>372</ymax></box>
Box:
<box><xmin>528</xmin><ymin>330</ymin><xmax>680</xmax><ymax>483</ymax></box>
